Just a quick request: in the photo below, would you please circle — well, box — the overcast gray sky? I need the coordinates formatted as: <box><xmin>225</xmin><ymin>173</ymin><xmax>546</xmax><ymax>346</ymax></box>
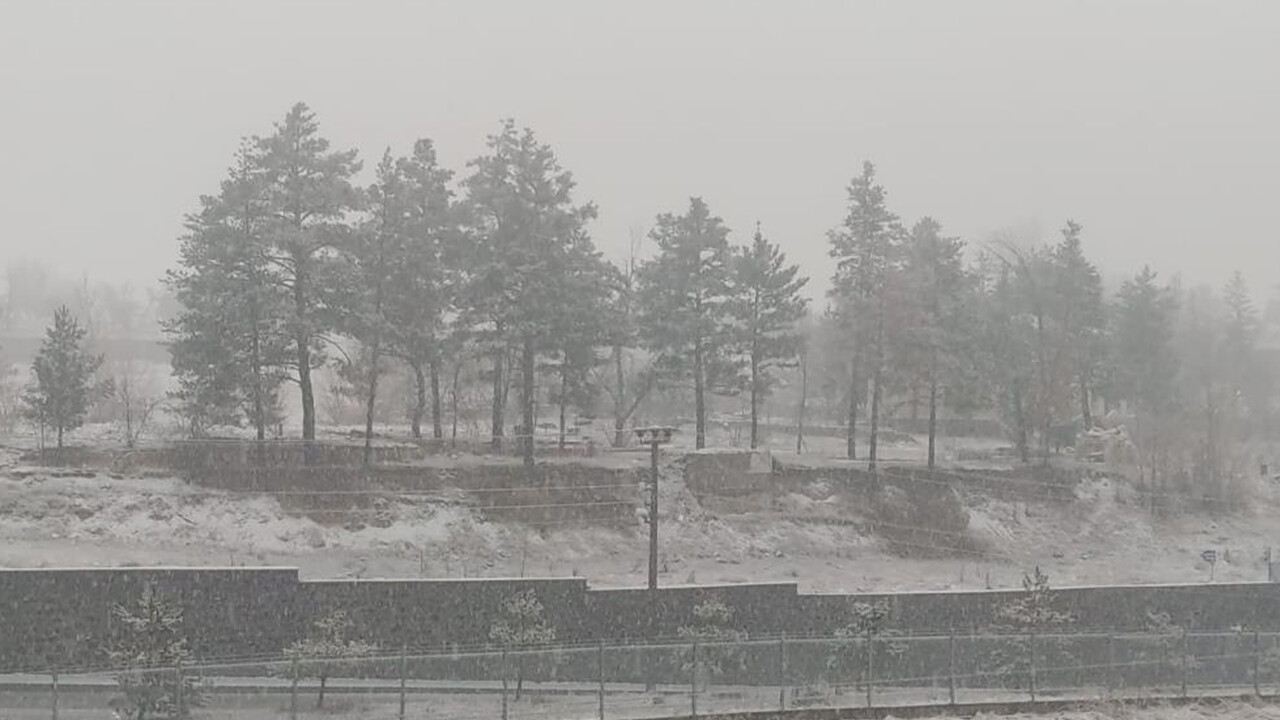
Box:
<box><xmin>2</xmin><ymin>0</ymin><xmax>1277</xmax><ymax>301</ymax></box>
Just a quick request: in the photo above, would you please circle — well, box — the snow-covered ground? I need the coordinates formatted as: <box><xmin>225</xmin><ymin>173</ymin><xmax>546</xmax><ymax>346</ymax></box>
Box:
<box><xmin>2</xmin><ymin>436</ymin><xmax>1279</xmax><ymax>592</ymax></box>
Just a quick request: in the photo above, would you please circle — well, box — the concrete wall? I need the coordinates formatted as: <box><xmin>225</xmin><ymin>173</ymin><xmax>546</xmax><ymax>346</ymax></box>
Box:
<box><xmin>683</xmin><ymin>451</ymin><xmax>774</xmax><ymax>496</ymax></box>
<box><xmin>3</xmin><ymin>567</ymin><xmax>1280</xmax><ymax>675</ymax></box>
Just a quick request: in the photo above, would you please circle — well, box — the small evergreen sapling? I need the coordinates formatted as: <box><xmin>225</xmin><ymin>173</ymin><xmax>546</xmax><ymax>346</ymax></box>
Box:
<box><xmin>990</xmin><ymin>567</ymin><xmax>1074</xmax><ymax>689</ymax></box>
<box><xmin>106</xmin><ymin>586</ymin><xmax>204</xmax><ymax>720</ymax></box>
<box><xmin>678</xmin><ymin>598</ymin><xmax>747</xmax><ymax>690</ymax></box>
<box><xmin>22</xmin><ymin>306</ymin><xmax>112</xmax><ymax>448</ymax></box>
<box><xmin>283</xmin><ymin>610</ymin><xmax>376</xmax><ymax>709</ymax></box>
<box><xmin>489</xmin><ymin>590</ymin><xmax>557</xmax><ymax>700</ymax></box>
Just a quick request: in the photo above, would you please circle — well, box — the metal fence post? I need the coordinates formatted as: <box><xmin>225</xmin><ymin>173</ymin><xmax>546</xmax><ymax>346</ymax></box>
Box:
<box><xmin>399</xmin><ymin>644</ymin><xmax>407</xmax><ymax>720</ymax></box>
<box><xmin>290</xmin><ymin>657</ymin><xmax>299</xmax><ymax>720</ymax></box>
<box><xmin>51</xmin><ymin>670</ymin><xmax>58</xmax><ymax>720</ymax></box>
<box><xmin>598</xmin><ymin>641</ymin><xmax>605</xmax><ymax>720</ymax></box>
<box><xmin>1180</xmin><ymin>628</ymin><xmax>1188</xmax><ymax>698</ymax></box>
<box><xmin>175</xmin><ymin>660</ymin><xmax>184</xmax><ymax>714</ymax></box>
<box><xmin>865</xmin><ymin>632</ymin><xmax>874</xmax><ymax>709</ymax></box>
<box><xmin>778</xmin><ymin>632</ymin><xmax>788</xmax><ymax>710</ymax></box>
<box><xmin>1028</xmin><ymin>632</ymin><xmax>1036</xmax><ymax>703</ymax></box>
<box><xmin>501</xmin><ymin>648</ymin><xmax>510</xmax><ymax>720</ymax></box>
<box><xmin>948</xmin><ymin>629</ymin><xmax>956</xmax><ymax>706</ymax></box>
<box><xmin>1106</xmin><ymin>633</ymin><xmax>1115</xmax><ymax>697</ymax></box>
<box><xmin>1255</xmin><ymin>630</ymin><xmax>1262</xmax><ymax>697</ymax></box>
<box><xmin>690</xmin><ymin>636</ymin><xmax>698</xmax><ymax>719</ymax></box>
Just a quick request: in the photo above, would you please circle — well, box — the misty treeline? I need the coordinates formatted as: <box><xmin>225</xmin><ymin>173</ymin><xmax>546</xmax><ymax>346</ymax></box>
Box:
<box><xmin>163</xmin><ymin>102</ymin><xmax>806</xmax><ymax>466</ymax></box>
<box><xmin>157</xmin><ymin>102</ymin><xmax>1276</xmax><ymax>494</ymax></box>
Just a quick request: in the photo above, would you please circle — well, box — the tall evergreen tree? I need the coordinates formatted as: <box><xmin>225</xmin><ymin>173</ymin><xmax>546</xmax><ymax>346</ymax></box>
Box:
<box><xmin>1221</xmin><ymin>270</ymin><xmax>1259</xmax><ymax>433</ymax></box>
<box><xmin>828</xmin><ymin>161</ymin><xmax>901</xmax><ymax>470</ymax></box>
<box><xmin>545</xmin><ymin>237</ymin><xmax>615</xmax><ymax>448</ymax></box>
<box><xmin>899</xmin><ymin>217</ymin><xmax>971</xmax><ymax>467</ymax></box>
<box><xmin>23</xmin><ymin>306</ymin><xmax>111</xmax><ymax>448</ymax></box>
<box><xmin>385</xmin><ymin>139</ymin><xmax>455</xmax><ymax>441</ymax></box>
<box><xmin>728</xmin><ymin>223</ymin><xmax>808</xmax><ymax>449</ymax></box>
<box><xmin>165</xmin><ymin>141</ymin><xmax>290</xmax><ymax>439</ymax></box>
<box><xmin>976</xmin><ymin>254</ymin><xmax>1036</xmax><ymax>463</ymax></box>
<box><xmin>255</xmin><ymin>102</ymin><xmax>361</xmax><ymax>441</ymax></box>
<box><xmin>340</xmin><ymin>150</ymin><xmax>404</xmax><ymax>463</ymax></box>
<box><xmin>460</xmin><ymin>120</ymin><xmax>597</xmax><ymax>465</ymax></box>
<box><xmin>637</xmin><ymin>197</ymin><xmax>735</xmax><ymax>450</ymax></box>
<box><xmin>994</xmin><ymin>240</ymin><xmax>1067</xmax><ymax>464</ymax></box>
<box><xmin>1112</xmin><ymin>266</ymin><xmax>1180</xmax><ymax>488</ymax></box>
<box><xmin>1050</xmin><ymin>221</ymin><xmax>1106</xmax><ymax>429</ymax></box>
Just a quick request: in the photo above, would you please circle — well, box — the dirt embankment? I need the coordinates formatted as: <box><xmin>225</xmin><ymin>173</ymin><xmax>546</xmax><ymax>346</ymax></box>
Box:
<box><xmin>2</xmin><ymin>443</ymin><xmax>1279</xmax><ymax>593</ymax></box>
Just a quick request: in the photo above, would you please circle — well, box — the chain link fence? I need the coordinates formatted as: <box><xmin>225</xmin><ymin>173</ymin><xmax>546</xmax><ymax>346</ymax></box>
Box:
<box><xmin>4</xmin><ymin>630</ymin><xmax>1280</xmax><ymax>719</ymax></box>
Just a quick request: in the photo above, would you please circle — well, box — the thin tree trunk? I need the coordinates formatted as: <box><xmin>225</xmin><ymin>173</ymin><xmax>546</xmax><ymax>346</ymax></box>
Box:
<box><xmin>694</xmin><ymin>337</ymin><xmax>706</xmax><ymax>450</ymax></box>
<box><xmin>125</xmin><ymin>398</ymin><xmax>134</xmax><ymax>449</ymax></box>
<box><xmin>1013</xmin><ymin>379</ymin><xmax>1029</xmax><ymax>464</ymax></box>
<box><xmin>749</xmin><ymin>344</ymin><xmax>760</xmax><ymax>449</ymax></box>
<box><xmin>928</xmin><ymin>357</ymin><xmax>939</xmax><ymax>469</ymax></box>
<box><xmin>558</xmin><ymin>355</ymin><xmax>568</xmax><ymax>451</ymax></box>
<box><xmin>411</xmin><ymin>361</ymin><xmax>426</xmax><ymax>440</ymax></box>
<box><xmin>521</xmin><ymin>335</ymin><xmax>536</xmax><ymax>467</ymax></box>
<box><xmin>612</xmin><ymin>342</ymin><xmax>626</xmax><ymax>447</ymax></box>
<box><xmin>57</xmin><ymin>425</ymin><xmax>64</xmax><ymax>449</ymax></box>
<box><xmin>293</xmin><ymin>253</ymin><xmax>316</xmax><ymax>442</ymax></box>
<box><xmin>430</xmin><ymin>357</ymin><xmax>444</xmax><ymax>439</ymax></box>
<box><xmin>491</xmin><ymin>342</ymin><xmax>505</xmax><ymax>452</ymax></box>
<box><xmin>451</xmin><ymin>360</ymin><xmax>462</xmax><ymax>447</ymax></box>
<box><xmin>250</xmin><ymin>299</ymin><xmax>266</xmax><ymax>441</ymax></box>
<box><xmin>869</xmin><ymin>364</ymin><xmax>882</xmax><ymax>474</ymax></box>
<box><xmin>1078</xmin><ymin>366</ymin><xmax>1093</xmax><ymax>430</ymax></box>
<box><xmin>1041</xmin><ymin>414</ymin><xmax>1052</xmax><ymax>466</ymax></box>
<box><xmin>846</xmin><ymin>359</ymin><xmax>858</xmax><ymax>460</ymax></box>
<box><xmin>868</xmin><ymin>308</ymin><xmax>885</xmax><ymax>476</ymax></box>
<box><xmin>1205</xmin><ymin>383</ymin><xmax>1217</xmax><ymax>492</ymax></box>
<box><xmin>317</xmin><ymin>675</ymin><xmax>327</xmax><ymax>709</ymax></box>
<box><xmin>363</xmin><ymin>340</ymin><xmax>380</xmax><ymax>466</ymax></box>
<box><xmin>1034</xmin><ymin>309</ymin><xmax>1050</xmax><ymax>466</ymax></box>
<box><xmin>796</xmin><ymin>345</ymin><xmax>808</xmax><ymax>454</ymax></box>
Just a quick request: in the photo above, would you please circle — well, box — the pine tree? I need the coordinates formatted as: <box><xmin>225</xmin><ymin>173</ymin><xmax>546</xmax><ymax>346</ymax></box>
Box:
<box><xmin>976</xmin><ymin>254</ymin><xmax>1035</xmax><ymax>463</ymax></box>
<box><xmin>283</xmin><ymin>610</ymin><xmax>376</xmax><ymax>709</ymax></box>
<box><xmin>899</xmin><ymin>217</ymin><xmax>971</xmax><ymax>467</ymax></box>
<box><xmin>1050</xmin><ymin>221</ymin><xmax>1106</xmax><ymax>429</ymax></box>
<box><xmin>23</xmin><ymin>306</ymin><xmax>111</xmax><ymax>448</ymax></box>
<box><xmin>339</xmin><ymin>149</ymin><xmax>408</xmax><ymax>463</ymax></box>
<box><xmin>107</xmin><ymin>586</ymin><xmax>204</xmax><ymax>720</ymax></box>
<box><xmin>383</xmin><ymin>139</ymin><xmax>455</xmax><ymax>441</ymax></box>
<box><xmin>1175</xmin><ymin>285</ymin><xmax>1227</xmax><ymax>499</ymax></box>
<box><xmin>489</xmin><ymin>590</ymin><xmax>556</xmax><ymax>700</ymax></box>
<box><xmin>990</xmin><ymin>567</ymin><xmax>1074</xmax><ymax>688</ymax></box>
<box><xmin>1112</xmin><ymin>266</ymin><xmax>1180</xmax><ymax>490</ymax></box>
<box><xmin>637</xmin><ymin>197</ymin><xmax>735</xmax><ymax>450</ymax></box>
<box><xmin>728</xmin><ymin>224</ymin><xmax>808</xmax><ymax>449</ymax></box>
<box><xmin>1221</xmin><ymin>270</ymin><xmax>1259</xmax><ymax>434</ymax></box>
<box><xmin>992</xmin><ymin>240</ymin><xmax>1068</xmax><ymax>464</ymax></box>
<box><xmin>677</xmin><ymin>598</ymin><xmax>747</xmax><ymax>689</ymax></box>
<box><xmin>828</xmin><ymin>162</ymin><xmax>901</xmax><ymax>470</ymax></box>
<box><xmin>165</xmin><ymin>140</ymin><xmax>290</xmax><ymax>439</ymax></box>
<box><xmin>460</xmin><ymin>120</ymin><xmax>598</xmax><ymax>465</ymax></box>
<box><xmin>545</xmin><ymin>238</ymin><xmax>615</xmax><ymax>448</ymax></box>
<box><xmin>255</xmin><ymin>102</ymin><xmax>362</xmax><ymax>441</ymax></box>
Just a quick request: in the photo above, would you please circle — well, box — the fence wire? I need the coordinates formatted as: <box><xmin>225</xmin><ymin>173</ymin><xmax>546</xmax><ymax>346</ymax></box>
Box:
<box><xmin>5</xmin><ymin>630</ymin><xmax>1280</xmax><ymax>719</ymax></box>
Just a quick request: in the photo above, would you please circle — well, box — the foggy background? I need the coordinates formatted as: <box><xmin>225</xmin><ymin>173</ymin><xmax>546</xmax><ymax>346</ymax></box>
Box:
<box><xmin>2</xmin><ymin>0</ymin><xmax>1277</xmax><ymax>302</ymax></box>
